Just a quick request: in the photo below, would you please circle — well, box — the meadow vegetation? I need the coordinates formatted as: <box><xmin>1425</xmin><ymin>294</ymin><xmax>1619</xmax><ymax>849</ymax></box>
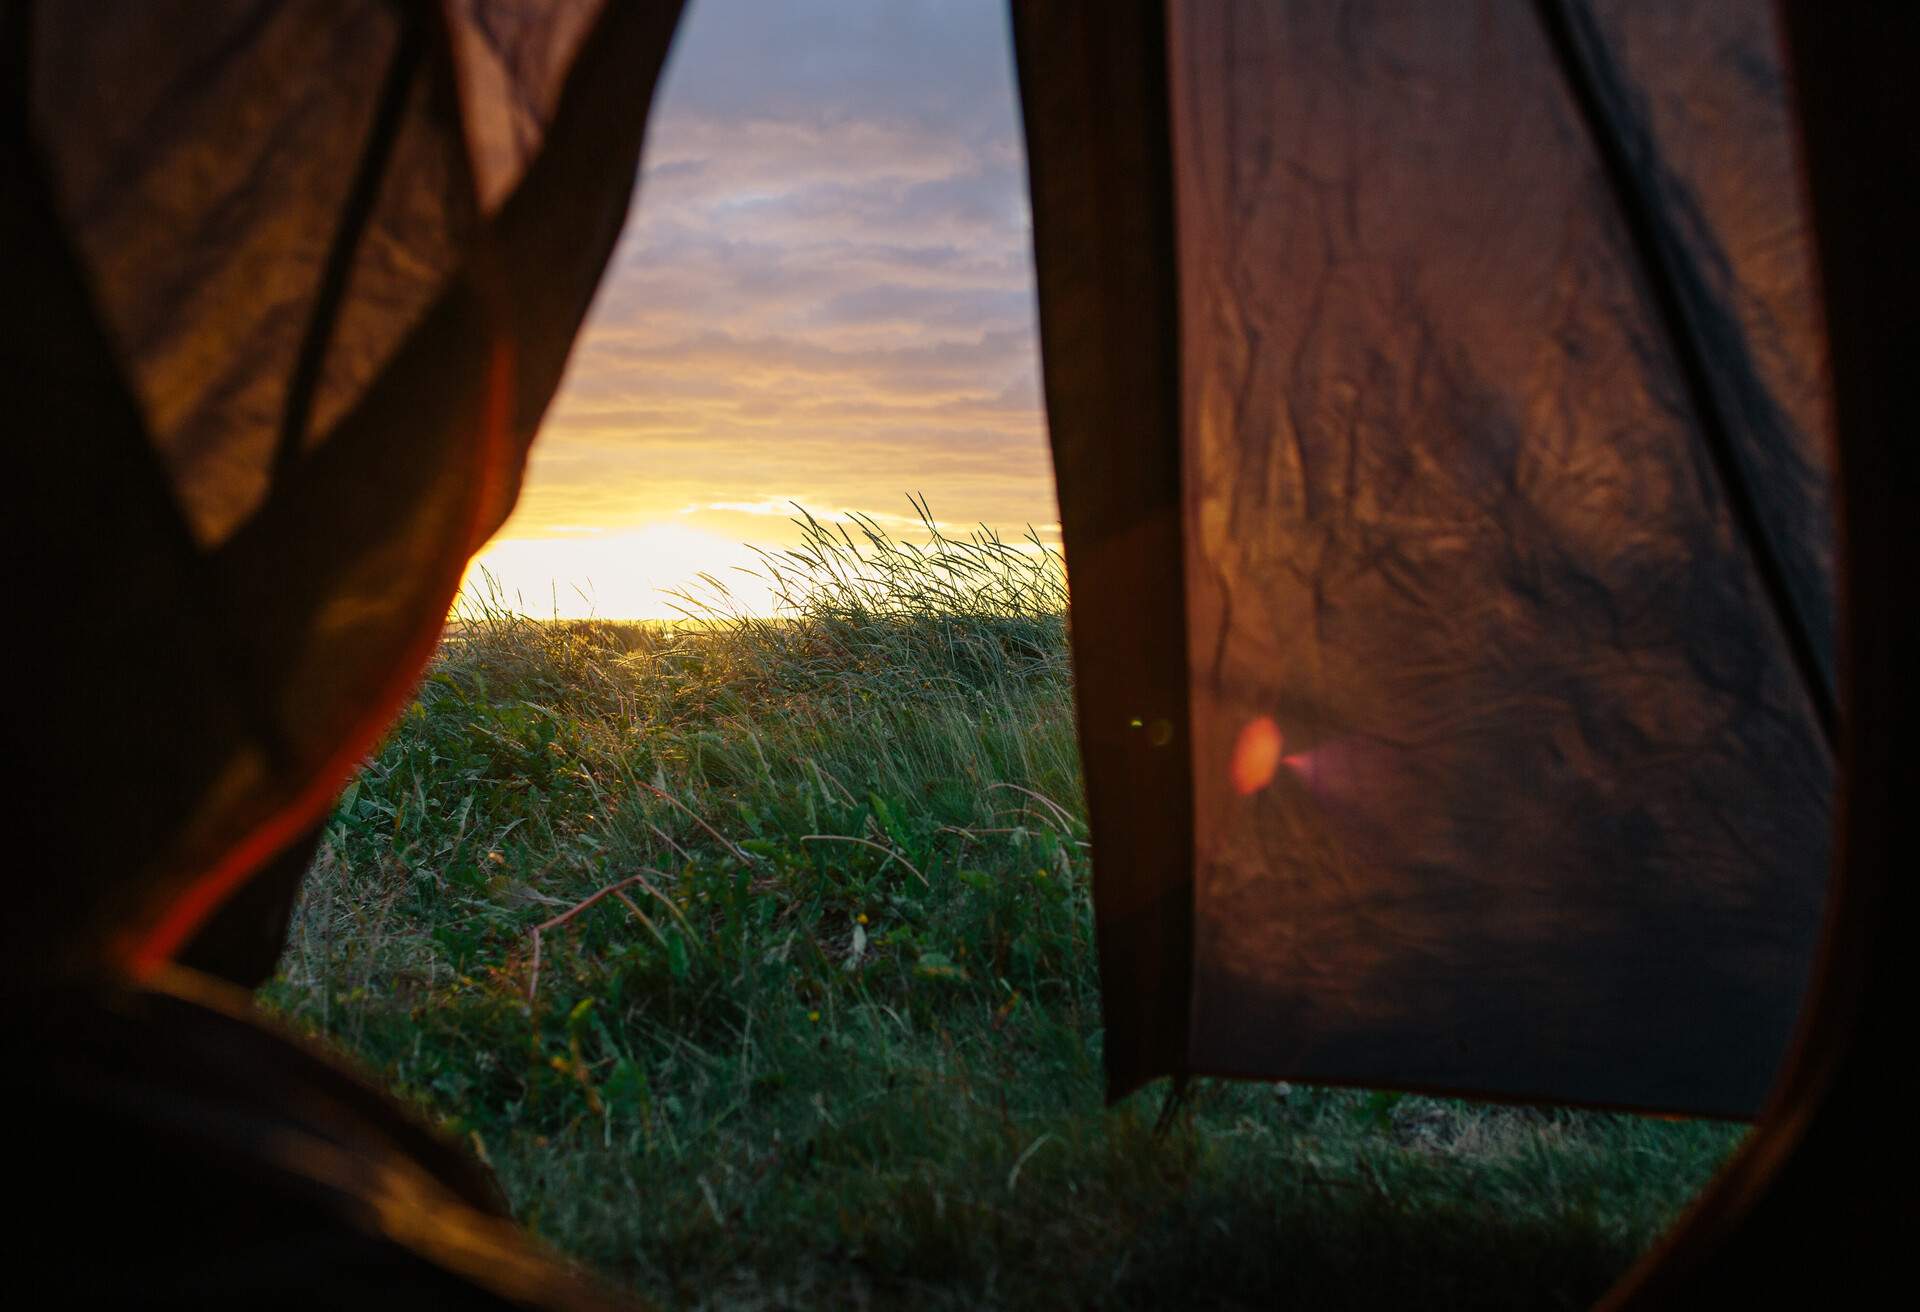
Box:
<box><xmin>261</xmin><ymin>504</ymin><xmax>1745</xmax><ymax>1310</ymax></box>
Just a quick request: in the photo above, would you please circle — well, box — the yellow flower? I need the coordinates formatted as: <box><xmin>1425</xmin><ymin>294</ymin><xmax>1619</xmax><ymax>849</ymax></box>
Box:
<box><xmin>807</xmin><ymin>1010</ymin><xmax>821</xmax><ymax>1023</ymax></box>
<box><xmin>856</xmin><ymin>913</ymin><xmax>869</xmax><ymax>925</ymax></box>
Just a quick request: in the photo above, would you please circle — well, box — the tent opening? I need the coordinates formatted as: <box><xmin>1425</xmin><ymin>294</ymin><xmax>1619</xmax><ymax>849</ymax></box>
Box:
<box><xmin>12</xmin><ymin>0</ymin><xmax>1878</xmax><ymax>1305</ymax></box>
<box><xmin>260</xmin><ymin>2</ymin><xmax>1778</xmax><ymax>1306</ymax></box>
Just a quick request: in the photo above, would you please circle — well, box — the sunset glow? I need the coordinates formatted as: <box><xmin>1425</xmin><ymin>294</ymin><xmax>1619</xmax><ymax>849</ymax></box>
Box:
<box><xmin>466</xmin><ymin>0</ymin><xmax>1058</xmax><ymax>619</ymax></box>
<box><xmin>460</xmin><ymin>522</ymin><xmax>774</xmax><ymax>620</ymax></box>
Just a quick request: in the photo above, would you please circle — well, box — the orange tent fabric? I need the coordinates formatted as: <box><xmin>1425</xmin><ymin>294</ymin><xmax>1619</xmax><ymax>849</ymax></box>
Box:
<box><xmin>5</xmin><ymin>0</ymin><xmax>683</xmax><ymax>988</ymax></box>
<box><xmin>1017</xmin><ymin>0</ymin><xmax>1832</xmax><ymax>1118</ymax></box>
<box><xmin>6</xmin><ymin>3</ymin><xmax>682</xmax><ymax>1303</ymax></box>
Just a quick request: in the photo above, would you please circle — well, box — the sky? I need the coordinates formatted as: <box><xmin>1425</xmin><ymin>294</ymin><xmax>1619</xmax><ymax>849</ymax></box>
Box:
<box><xmin>463</xmin><ymin>0</ymin><xmax>1057</xmax><ymax>620</ymax></box>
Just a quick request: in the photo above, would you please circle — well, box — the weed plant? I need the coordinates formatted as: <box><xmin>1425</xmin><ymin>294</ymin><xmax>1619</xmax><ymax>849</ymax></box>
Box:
<box><xmin>263</xmin><ymin>503</ymin><xmax>1744</xmax><ymax>1310</ymax></box>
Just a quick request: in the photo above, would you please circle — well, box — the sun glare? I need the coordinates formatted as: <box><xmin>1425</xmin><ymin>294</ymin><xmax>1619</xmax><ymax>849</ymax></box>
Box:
<box><xmin>461</xmin><ymin>521</ymin><xmax>777</xmax><ymax>620</ymax></box>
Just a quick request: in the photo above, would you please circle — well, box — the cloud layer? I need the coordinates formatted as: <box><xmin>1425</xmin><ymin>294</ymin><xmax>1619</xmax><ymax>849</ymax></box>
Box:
<box><xmin>473</xmin><ymin>0</ymin><xmax>1056</xmax><ymax>615</ymax></box>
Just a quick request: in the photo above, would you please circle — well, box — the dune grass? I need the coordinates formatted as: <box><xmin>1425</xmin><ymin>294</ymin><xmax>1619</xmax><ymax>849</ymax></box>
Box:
<box><xmin>260</xmin><ymin>504</ymin><xmax>1744</xmax><ymax>1310</ymax></box>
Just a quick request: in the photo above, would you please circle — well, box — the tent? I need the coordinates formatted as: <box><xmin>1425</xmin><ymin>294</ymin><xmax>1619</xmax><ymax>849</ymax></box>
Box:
<box><xmin>2</xmin><ymin>1</ymin><xmax>1910</xmax><ymax>1305</ymax></box>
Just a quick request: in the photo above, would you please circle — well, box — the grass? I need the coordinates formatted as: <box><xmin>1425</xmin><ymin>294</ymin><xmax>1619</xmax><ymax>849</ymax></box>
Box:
<box><xmin>260</xmin><ymin>502</ymin><xmax>1746</xmax><ymax>1310</ymax></box>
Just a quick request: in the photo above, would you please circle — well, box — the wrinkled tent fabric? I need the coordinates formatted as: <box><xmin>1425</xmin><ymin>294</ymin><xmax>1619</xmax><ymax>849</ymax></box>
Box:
<box><xmin>4</xmin><ymin>0</ymin><xmax>684</xmax><ymax>985</ymax></box>
<box><xmin>4</xmin><ymin>1</ymin><xmax>684</xmax><ymax>1304</ymax></box>
<box><xmin>1601</xmin><ymin>5</ymin><xmax>1916</xmax><ymax>1301</ymax></box>
<box><xmin>1016</xmin><ymin>0</ymin><xmax>1833</xmax><ymax>1118</ymax></box>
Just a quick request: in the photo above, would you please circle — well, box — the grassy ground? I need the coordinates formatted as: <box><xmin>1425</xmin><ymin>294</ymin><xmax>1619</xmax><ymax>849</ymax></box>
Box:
<box><xmin>260</xmin><ymin>507</ymin><xmax>1745</xmax><ymax>1310</ymax></box>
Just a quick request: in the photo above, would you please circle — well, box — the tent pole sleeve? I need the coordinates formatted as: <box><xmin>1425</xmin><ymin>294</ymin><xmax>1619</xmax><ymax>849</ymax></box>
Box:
<box><xmin>1533</xmin><ymin>0</ymin><xmax>1839</xmax><ymax>750</ymax></box>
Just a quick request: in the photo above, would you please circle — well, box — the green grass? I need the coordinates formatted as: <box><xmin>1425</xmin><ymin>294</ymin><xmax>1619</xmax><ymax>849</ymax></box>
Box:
<box><xmin>261</xmin><ymin>503</ymin><xmax>1745</xmax><ymax>1310</ymax></box>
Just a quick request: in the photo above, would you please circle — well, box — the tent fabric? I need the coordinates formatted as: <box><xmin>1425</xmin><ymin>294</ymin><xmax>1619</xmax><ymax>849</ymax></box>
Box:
<box><xmin>1018</xmin><ymin>0</ymin><xmax>1834</xmax><ymax>1118</ymax></box>
<box><xmin>27</xmin><ymin>965</ymin><xmax>628</xmax><ymax>1308</ymax></box>
<box><xmin>1597</xmin><ymin>3</ymin><xmax>1919</xmax><ymax>1301</ymax></box>
<box><xmin>34</xmin><ymin>0</ymin><xmax>471</xmax><ymax>546</ymax></box>
<box><xmin>30</xmin><ymin>0</ymin><xmax>612</xmax><ymax>547</ymax></box>
<box><xmin>444</xmin><ymin>0</ymin><xmax>608</xmax><ymax>214</ymax></box>
<box><xmin>2</xmin><ymin>0</ymin><xmax>684</xmax><ymax>985</ymax></box>
<box><xmin>5</xmin><ymin>2</ymin><xmax>683</xmax><ymax>1302</ymax></box>
<box><xmin>1008</xmin><ymin>1</ymin><xmax>1197</xmax><ymax>1098</ymax></box>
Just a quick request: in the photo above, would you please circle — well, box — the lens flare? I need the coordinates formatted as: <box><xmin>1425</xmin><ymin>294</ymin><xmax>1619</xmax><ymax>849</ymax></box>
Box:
<box><xmin>1230</xmin><ymin>715</ymin><xmax>1285</xmax><ymax>795</ymax></box>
